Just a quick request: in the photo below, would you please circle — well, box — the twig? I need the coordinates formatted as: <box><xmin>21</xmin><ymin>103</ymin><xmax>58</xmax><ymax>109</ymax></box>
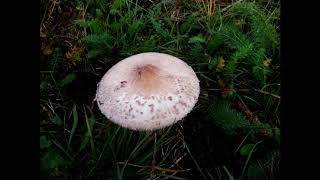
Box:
<box><xmin>237</xmin><ymin>88</ymin><xmax>281</xmax><ymax>100</ymax></box>
<box><xmin>180</xmin><ymin>134</ymin><xmax>207</xmax><ymax>179</ymax></box>
<box><xmin>40</xmin><ymin>71</ymin><xmax>54</xmax><ymax>73</ymax></box>
<box><xmin>221</xmin><ymin>0</ymin><xmax>244</xmax><ymax>12</ymax></box>
<box><xmin>205</xmin><ymin>88</ymin><xmax>281</xmax><ymax>100</ymax></box>
<box><xmin>116</xmin><ymin>162</ymin><xmax>188</xmax><ymax>173</ymax></box>
<box><xmin>253</xmin><ymin>89</ymin><xmax>281</xmax><ymax>100</ymax></box>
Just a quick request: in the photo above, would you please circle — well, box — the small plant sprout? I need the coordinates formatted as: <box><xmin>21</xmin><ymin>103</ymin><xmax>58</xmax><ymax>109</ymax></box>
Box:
<box><xmin>95</xmin><ymin>52</ymin><xmax>200</xmax><ymax>131</ymax></box>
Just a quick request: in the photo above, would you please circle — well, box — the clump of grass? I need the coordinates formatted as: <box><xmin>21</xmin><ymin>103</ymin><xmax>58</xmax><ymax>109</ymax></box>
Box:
<box><xmin>40</xmin><ymin>104</ymin><xmax>187</xmax><ymax>179</ymax></box>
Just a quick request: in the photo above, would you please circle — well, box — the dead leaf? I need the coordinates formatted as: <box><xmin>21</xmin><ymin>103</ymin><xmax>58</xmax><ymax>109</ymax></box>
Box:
<box><xmin>263</xmin><ymin>59</ymin><xmax>272</xmax><ymax>67</ymax></box>
<box><xmin>215</xmin><ymin>56</ymin><xmax>225</xmax><ymax>72</ymax></box>
<box><xmin>218</xmin><ymin>79</ymin><xmax>225</xmax><ymax>88</ymax></box>
<box><xmin>43</xmin><ymin>45</ymin><xmax>53</xmax><ymax>56</ymax></box>
<box><xmin>170</xmin><ymin>9</ymin><xmax>180</xmax><ymax>21</ymax></box>
<box><xmin>222</xmin><ymin>88</ymin><xmax>232</xmax><ymax>98</ymax></box>
<box><xmin>65</xmin><ymin>46</ymin><xmax>84</xmax><ymax>69</ymax></box>
<box><xmin>40</xmin><ymin>29</ymin><xmax>47</xmax><ymax>38</ymax></box>
<box><xmin>237</xmin><ymin>101</ymin><xmax>254</xmax><ymax>120</ymax></box>
<box><xmin>66</xmin><ymin>46</ymin><xmax>84</xmax><ymax>60</ymax></box>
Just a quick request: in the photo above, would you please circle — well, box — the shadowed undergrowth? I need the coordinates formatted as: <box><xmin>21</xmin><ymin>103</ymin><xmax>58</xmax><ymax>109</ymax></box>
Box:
<box><xmin>40</xmin><ymin>0</ymin><xmax>280</xmax><ymax>179</ymax></box>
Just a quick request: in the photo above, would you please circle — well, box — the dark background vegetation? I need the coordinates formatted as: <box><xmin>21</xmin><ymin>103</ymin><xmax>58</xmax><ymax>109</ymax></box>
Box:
<box><xmin>40</xmin><ymin>0</ymin><xmax>280</xmax><ymax>179</ymax></box>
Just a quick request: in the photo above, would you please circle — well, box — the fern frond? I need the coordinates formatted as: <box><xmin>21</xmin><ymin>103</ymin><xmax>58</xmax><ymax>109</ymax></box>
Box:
<box><xmin>149</xmin><ymin>17</ymin><xmax>171</xmax><ymax>39</ymax></box>
<box><xmin>228</xmin><ymin>1</ymin><xmax>279</xmax><ymax>52</ymax></box>
<box><xmin>225</xmin><ymin>43</ymin><xmax>253</xmax><ymax>80</ymax></box>
<box><xmin>208</xmin><ymin>100</ymin><xmax>251</xmax><ymax>135</ymax></box>
<box><xmin>81</xmin><ymin>32</ymin><xmax>114</xmax><ymax>59</ymax></box>
<box><xmin>208</xmin><ymin>99</ymin><xmax>275</xmax><ymax>136</ymax></box>
<box><xmin>247</xmin><ymin>47</ymin><xmax>270</xmax><ymax>85</ymax></box>
<box><xmin>110</xmin><ymin>0</ymin><xmax>127</xmax><ymax>15</ymax></box>
<box><xmin>127</xmin><ymin>18</ymin><xmax>145</xmax><ymax>39</ymax></box>
<box><xmin>82</xmin><ymin>33</ymin><xmax>114</xmax><ymax>48</ymax></box>
<box><xmin>218</xmin><ymin>24</ymin><xmax>249</xmax><ymax>50</ymax></box>
<box><xmin>180</xmin><ymin>13</ymin><xmax>197</xmax><ymax>34</ymax></box>
<box><xmin>76</xmin><ymin>19</ymin><xmax>104</xmax><ymax>34</ymax></box>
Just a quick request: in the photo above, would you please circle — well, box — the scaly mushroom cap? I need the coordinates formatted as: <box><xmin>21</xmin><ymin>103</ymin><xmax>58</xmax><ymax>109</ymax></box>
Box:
<box><xmin>95</xmin><ymin>52</ymin><xmax>200</xmax><ymax>131</ymax></box>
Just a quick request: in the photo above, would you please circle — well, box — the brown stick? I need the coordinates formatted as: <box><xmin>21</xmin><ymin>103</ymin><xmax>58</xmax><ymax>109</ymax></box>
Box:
<box><xmin>253</xmin><ymin>89</ymin><xmax>281</xmax><ymax>100</ymax></box>
<box><xmin>205</xmin><ymin>88</ymin><xmax>281</xmax><ymax>100</ymax></box>
<box><xmin>116</xmin><ymin>162</ymin><xmax>189</xmax><ymax>173</ymax></box>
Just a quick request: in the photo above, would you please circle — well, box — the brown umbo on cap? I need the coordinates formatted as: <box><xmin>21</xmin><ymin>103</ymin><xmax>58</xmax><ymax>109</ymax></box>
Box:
<box><xmin>95</xmin><ymin>52</ymin><xmax>200</xmax><ymax>131</ymax></box>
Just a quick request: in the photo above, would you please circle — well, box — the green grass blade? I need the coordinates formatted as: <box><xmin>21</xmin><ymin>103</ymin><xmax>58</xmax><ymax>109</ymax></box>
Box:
<box><xmin>68</xmin><ymin>105</ymin><xmax>79</xmax><ymax>150</ymax></box>
<box><xmin>84</xmin><ymin>106</ymin><xmax>95</xmax><ymax>154</ymax></box>
<box><xmin>50</xmin><ymin>138</ymin><xmax>74</xmax><ymax>161</ymax></box>
<box><xmin>240</xmin><ymin>140</ymin><xmax>263</xmax><ymax>178</ymax></box>
<box><xmin>223</xmin><ymin>166</ymin><xmax>235</xmax><ymax>180</ymax></box>
<box><xmin>159</xmin><ymin>174</ymin><xmax>188</xmax><ymax>180</ymax></box>
<box><xmin>183</xmin><ymin>140</ymin><xmax>207</xmax><ymax>180</ymax></box>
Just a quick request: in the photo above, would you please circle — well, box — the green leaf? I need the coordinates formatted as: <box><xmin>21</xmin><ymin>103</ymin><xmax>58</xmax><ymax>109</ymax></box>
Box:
<box><xmin>96</xmin><ymin>9</ymin><xmax>103</xmax><ymax>17</ymax></box>
<box><xmin>180</xmin><ymin>14</ymin><xmax>197</xmax><ymax>34</ymax></box>
<box><xmin>75</xmin><ymin>19</ymin><xmax>87</xmax><ymax>27</ymax></box>
<box><xmin>40</xmin><ymin>136</ymin><xmax>51</xmax><ymax>149</ymax></box>
<box><xmin>127</xmin><ymin>18</ymin><xmax>144</xmax><ymax>38</ymax></box>
<box><xmin>110</xmin><ymin>0</ymin><xmax>127</xmax><ymax>15</ymax></box>
<box><xmin>208</xmin><ymin>57</ymin><xmax>218</xmax><ymax>70</ymax></box>
<box><xmin>59</xmin><ymin>73</ymin><xmax>76</xmax><ymax>87</ymax></box>
<box><xmin>52</xmin><ymin>115</ymin><xmax>63</xmax><ymax>126</ymax></box>
<box><xmin>79</xmin><ymin>135</ymin><xmax>90</xmax><ymax>152</ymax></box>
<box><xmin>188</xmin><ymin>36</ymin><xmax>206</xmax><ymax>44</ymax></box>
<box><xmin>223</xmin><ymin>166</ymin><xmax>235</xmax><ymax>180</ymax></box>
<box><xmin>68</xmin><ymin>105</ymin><xmax>79</xmax><ymax>149</ymax></box>
<box><xmin>87</xmin><ymin>50</ymin><xmax>102</xmax><ymax>59</ymax></box>
<box><xmin>149</xmin><ymin>17</ymin><xmax>170</xmax><ymax>39</ymax></box>
<box><xmin>247</xmin><ymin>162</ymin><xmax>265</xmax><ymax>180</ymax></box>
<box><xmin>40</xmin><ymin>81</ymin><xmax>48</xmax><ymax>91</ymax></box>
<box><xmin>109</xmin><ymin>22</ymin><xmax>121</xmax><ymax>32</ymax></box>
<box><xmin>75</xmin><ymin>19</ymin><xmax>103</xmax><ymax>34</ymax></box>
<box><xmin>240</xmin><ymin>143</ymin><xmax>255</xmax><ymax>156</ymax></box>
<box><xmin>40</xmin><ymin>149</ymin><xmax>69</xmax><ymax>169</ymax></box>
<box><xmin>84</xmin><ymin>112</ymin><xmax>95</xmax><ymax>154</ymax></box>
<box><xmin>51</xmin><ymin>48</ymin><xmax>62</xmax><ymax>70</ymax></box>
<box><xmin>240</xmin><ymin>141</ymin><xmax>263</xmax><ymax>178</ymax></box>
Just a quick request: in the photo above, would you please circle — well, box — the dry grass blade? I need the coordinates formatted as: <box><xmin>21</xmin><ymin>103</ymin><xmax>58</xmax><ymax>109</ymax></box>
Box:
<box><xmin>177</xmin><ymin>128</ymin><xmax>207</xmax><ymax>180</ymax></box>
<box><xmin>221</xmin><ymin>0</ymin><xmax>244</xmax><ymax>12</ymax></box>
<box><xmin>207</xmin><ymin>0</ymin><xmax>216</xmax><ymax>17</ymax></box>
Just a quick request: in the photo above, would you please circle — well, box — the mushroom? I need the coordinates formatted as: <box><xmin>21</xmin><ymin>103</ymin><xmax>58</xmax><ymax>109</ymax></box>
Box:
<box><xmin>95</xmin><ymin>52</ymin><xmax>200</xmax><ymax>131</ymax></box>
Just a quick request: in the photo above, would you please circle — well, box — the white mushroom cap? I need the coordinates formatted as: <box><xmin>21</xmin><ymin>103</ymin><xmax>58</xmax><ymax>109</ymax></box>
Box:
<box><xmin>95</xmin><ymin>52</ymin><xmax>200</xmax><ymax>131</ymax></box>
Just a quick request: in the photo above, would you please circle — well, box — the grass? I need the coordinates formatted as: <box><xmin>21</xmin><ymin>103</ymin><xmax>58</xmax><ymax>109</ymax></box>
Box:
<box><xmin>40</xmin><ymin>0</ymin><xmax>280</xmax><ymax>179</ymax></box>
